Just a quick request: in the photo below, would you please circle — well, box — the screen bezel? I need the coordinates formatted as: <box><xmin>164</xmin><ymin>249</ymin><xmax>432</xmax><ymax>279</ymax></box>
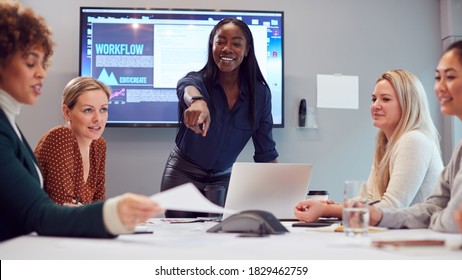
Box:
<box><xmin>79</xmin><ymin>7</ymin><xmax>284</xmax><ymax>128</ymax></box>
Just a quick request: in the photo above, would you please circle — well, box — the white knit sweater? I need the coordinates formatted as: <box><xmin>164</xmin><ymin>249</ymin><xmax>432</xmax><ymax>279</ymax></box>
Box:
<box><xmin>360</xmin><ymin>130</ymin><xmax>443</xmax><ymax>208</ymax></box>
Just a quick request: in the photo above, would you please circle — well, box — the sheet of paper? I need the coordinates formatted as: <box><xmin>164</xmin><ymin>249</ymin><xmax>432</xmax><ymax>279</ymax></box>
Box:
<box><xmin>150</xmin><ymin>183</ymin><xmax>237</xmax><ymax>214</ymax></box>
<box><xmin>317</xmin><ymin>74</ymin><xmax>359</xmax><ymax>109</ymax></box>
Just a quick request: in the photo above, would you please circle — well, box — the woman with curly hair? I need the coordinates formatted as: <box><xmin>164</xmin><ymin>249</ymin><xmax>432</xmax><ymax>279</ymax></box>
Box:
<box><xmin>0</xmin><ymin>1</ymin><xmax>162</xmax><ymax>242</ymax></box>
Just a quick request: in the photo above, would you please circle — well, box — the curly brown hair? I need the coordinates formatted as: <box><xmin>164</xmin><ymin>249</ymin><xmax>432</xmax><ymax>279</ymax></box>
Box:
<box><xmin>0</xmin><ymin>1</ymin><xmax>54</xmax><ymax>69</ymax></box>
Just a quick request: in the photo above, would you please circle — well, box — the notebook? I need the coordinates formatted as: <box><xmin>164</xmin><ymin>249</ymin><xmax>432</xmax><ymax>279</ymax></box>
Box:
<box><xmin>223</xmin><ymin>162</ymin><xmax>313</xmax><ymax>220</ymax></box>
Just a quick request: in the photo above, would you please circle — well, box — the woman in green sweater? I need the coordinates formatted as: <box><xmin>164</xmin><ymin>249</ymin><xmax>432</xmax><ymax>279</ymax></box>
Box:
<box><xmin>0</xmin><ymin>1</ymin><xmax>162</xmax><ymax>242</ymax></box>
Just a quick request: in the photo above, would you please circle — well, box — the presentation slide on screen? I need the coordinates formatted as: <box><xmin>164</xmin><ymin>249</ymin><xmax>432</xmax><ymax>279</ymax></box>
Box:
<box><xmin>80</xmin><ymin>12</ymin><xmax>283</xmax><ymax>125</ymax></box>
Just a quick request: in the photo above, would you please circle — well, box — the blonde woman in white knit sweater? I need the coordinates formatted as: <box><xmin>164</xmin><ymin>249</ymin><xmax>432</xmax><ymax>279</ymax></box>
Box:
<box><xmin>294</xmin><ymin>69</ymin><xmax>443</xmax><ymax>222</ymax></box>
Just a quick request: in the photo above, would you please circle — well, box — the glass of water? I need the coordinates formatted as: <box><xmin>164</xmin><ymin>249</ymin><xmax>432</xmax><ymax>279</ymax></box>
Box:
<box><xmin>342</xmin><ymin>180</ymin><xmax>369</xmax><ymax>237</ymax></box>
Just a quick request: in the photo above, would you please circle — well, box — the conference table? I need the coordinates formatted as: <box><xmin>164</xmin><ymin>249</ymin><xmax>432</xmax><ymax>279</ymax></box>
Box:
<box><xmin>1</xmin><ymin>219</ymin><xmax>461</xmax><ymax>260</ymax></box>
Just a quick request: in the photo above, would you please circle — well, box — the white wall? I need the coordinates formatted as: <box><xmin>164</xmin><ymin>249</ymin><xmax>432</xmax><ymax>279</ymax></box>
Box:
<box><xmin>20</xmin><ymin>0</ymin><xmax>443</xmax><ymax>202</ymax></box>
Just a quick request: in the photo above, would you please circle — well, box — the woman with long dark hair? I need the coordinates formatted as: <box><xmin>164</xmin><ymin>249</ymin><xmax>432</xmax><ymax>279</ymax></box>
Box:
<box><xmin>161</xmin><ymin>18</ymin><xmax>278</xmax><ymax>218</ymax></box>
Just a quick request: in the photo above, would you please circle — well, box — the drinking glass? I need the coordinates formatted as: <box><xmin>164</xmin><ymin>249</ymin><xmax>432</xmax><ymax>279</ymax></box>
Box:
<box><xmin>342</xmin><ymin>180</ymin><xmax>369</xmax><ymax>237</ymax></box>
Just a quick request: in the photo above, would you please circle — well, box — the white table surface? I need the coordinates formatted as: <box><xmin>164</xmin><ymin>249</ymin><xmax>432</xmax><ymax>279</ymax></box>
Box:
<box><xmin>1</xmin><ymin>219</ymin><xmax>461</xmax><ymax>260</ymax></box>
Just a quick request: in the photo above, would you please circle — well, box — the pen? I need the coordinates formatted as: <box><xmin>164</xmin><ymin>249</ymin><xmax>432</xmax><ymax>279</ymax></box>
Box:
<box><xmin>170</xmin><ymin>219</ymin><xmax>207</xmax><ymax>224</ymax></box>
<box><xmin>170</xmin><ymin>218</ymin><xmax>221</xmax><ymax>224</ymax></box>
<box><xmin>368</xmin><ymin>200</ymin><xmax>380</xmax><ymax>206</ymax></box>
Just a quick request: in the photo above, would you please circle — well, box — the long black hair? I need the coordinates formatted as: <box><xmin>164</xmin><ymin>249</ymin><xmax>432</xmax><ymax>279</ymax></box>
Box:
<box><xmin>199</xmin><ymin>18</ymin><xmax>269</xmax><ymax>131</ymax></box>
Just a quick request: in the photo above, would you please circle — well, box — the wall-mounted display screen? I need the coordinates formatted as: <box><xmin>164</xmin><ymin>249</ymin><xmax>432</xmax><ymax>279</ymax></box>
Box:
<box><xmin>79</xmin><ymin>7</ymin><xmax>284</xmax><ymax>127</ymax></box>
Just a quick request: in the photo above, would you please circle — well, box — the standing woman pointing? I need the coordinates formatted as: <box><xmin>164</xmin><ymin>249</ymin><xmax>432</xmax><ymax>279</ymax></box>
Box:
<box><xmin>160</xmin><ymin>18</ymin><xmax>279</xmax><ymax>218</ymax></box>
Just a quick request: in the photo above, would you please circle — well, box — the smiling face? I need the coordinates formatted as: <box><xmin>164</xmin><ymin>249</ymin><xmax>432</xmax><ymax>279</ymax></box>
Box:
<box><xmin>212</xmin><ymin>22</ymin><xmax>249</xmax><ymax>75</ymax></box>
<box><xmin>0</xmin><ymin>47</ymin><xmax>46</xmax><ymax>105</ymax></box>
<box><xmin>435</xmin><ymin>49</ymin><xmax>462</xmax><ymax>120</ymax></box>
<box><xmin>370</xmin><ymin>79</ymin><xmax>402</xmax><ymax>139</ymax></box>
<box><xmin>63</xmin><ymin>89</ymin><xmax>109</xmax><ymax>145</ymax></box>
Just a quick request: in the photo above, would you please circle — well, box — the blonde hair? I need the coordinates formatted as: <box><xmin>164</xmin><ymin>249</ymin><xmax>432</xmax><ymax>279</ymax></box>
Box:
<box><xmin>62</xmin><ymin>76</ymin><xmax>111</xmax><ymax>109</ymax></box>
<box><xmin>373</xmin><ymin>69</ymin><xmax>440</xmax><ymax>195</ymax></box>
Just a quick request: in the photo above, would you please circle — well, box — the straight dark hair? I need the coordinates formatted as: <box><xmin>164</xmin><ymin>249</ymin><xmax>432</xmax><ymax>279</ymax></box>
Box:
<box><xmin>197</xmin><ymin>18</ymin><xmax>270</xmax><ymax>131</ymax></box>
<box><xmin>445</xmin><ymin>40</ymin><xmax>462</xmax><ymax>64</ymax></box>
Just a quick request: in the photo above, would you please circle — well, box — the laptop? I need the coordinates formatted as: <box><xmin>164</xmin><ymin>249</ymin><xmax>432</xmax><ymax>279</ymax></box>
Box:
<box><xmin>223</xmin><ymin>162</ymin><xmax>313</xmax><ymax>220</ymax></box>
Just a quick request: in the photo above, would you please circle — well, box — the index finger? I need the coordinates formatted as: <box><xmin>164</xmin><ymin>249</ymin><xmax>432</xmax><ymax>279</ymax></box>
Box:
<box><xmin>201</xmin><ymin>118</ymin><xmax>210</xmax><ymax>137</ymax></box>
<box><xmin>296</xmin><ymin>200</ymin><xmax>309</xmax><ymax>208</ymax></box>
